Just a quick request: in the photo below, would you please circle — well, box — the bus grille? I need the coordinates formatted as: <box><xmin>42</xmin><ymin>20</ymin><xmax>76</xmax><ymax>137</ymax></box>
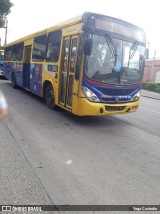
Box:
<box><xmin>105</xmin><ymin>106</ymin><xmax>125</xmax><ymax>111</ymax></box>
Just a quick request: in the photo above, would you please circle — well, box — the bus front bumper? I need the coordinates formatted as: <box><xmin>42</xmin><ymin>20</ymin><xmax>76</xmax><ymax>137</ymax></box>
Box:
<box><xmin>77</xmin><ymin>98</ymin><xmax>140</xmax><ymax>116</ymax></box>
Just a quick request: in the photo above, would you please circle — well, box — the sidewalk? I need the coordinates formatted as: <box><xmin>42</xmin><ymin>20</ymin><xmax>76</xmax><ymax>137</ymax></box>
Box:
<box><xmin>0</xmin><ymin>120</ymin><xmax>52</xmax><ymax>205</ymax></box>
<box><xmin>141</xmin><ymin>89</ymin><xmax>160</xmax><ymax>100</ymax></box>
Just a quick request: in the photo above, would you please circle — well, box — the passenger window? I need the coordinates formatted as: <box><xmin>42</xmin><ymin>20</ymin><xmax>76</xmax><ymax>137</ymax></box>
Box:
<box><xmin>32</xmin><ymin>34</ymin><xmax>47</xmax><ymax>61</ymax></box>
<box><xmin>46</xmin><ymin>30</ymin><xmax>62</xmax><ymax>62</ymax></box>
<box><xmin>12</xmin><ymin>44</ymin><xmax>17</xmax><ymax>61</ymax></box>
<box><xmin>62</xmin><ymin>39</ymin><xmax>69</xmax><ymax>72</ymax></box>
<box><xmin>4</xmin><ymin>46</ymin><xmax>12</xmax><ymax>61</ymax></box>
<box><xmin>70</xmin><ymin>38</ymin><xmax>78</xmax><ymax>73</ymax></box>
<box><xmin>17</xmin><ymin>42</ymin><xmax>24</xmax><ymax>61</ymax></box>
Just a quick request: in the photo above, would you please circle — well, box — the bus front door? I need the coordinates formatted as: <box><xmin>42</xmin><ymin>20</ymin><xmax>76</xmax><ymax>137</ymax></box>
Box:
<box><xmin>60</xmin><ymin>36</ymin><xmax>79</xmax><ymax>111</ymax></box>
<box><xmin>23</xmin><ymin>45</ymin><xmax>32</xmax><ymax>89</ymax></box>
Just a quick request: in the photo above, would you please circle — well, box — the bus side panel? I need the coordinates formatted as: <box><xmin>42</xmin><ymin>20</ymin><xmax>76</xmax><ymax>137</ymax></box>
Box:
<box><xmin>15</xmin><ymin>62</ymin><xmax>23</xmax><ymax>87</ymax></box>
<box><xmin>4</xmin><ymin>62</ymin><xmax>14</xmax><ymax>81</ymax></box>
<box><xmin>23</xmin><ymin>63</ymin><xmax>30</xmax><ymax>89</ymax></box>
<box><xmin>4</xmin><ymin>62</ymin><xmax>23</xmax><ymax>87</ymax></box>
<box><xmin>29</xmin><ymin>63</ymin><xmax>42</xmax><ymax>96</ymax></box>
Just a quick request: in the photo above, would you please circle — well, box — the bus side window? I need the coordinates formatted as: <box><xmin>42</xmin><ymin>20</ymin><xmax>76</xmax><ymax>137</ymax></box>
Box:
<box><xmin>5</xmin><ymin>46</ymin><xmax>12</xmax><ymax>61</ymax></box>
<box><xmin>46</xmin><ymin>30</ymin><xmax>62</xmax><ymax>62</ymax></box>
<box><xmin>32</xmin><ymin>34</ymin><xmax>47</xmax><ymax>62</ymax></box>
<box><xmin>70</xmin><ymin>38</ymin><xmax>78</xmax><ymax>73</ymax></box>
<box><xmin>75</xmin><ymin>34</ymin><xmax>85</xmax><ymax>80</ymax></box>
<box><xmin>12</xmin><ymin>44</ymin><xmax>17</xmax><ymax>61</ymax></box>
<box><xmin>17</xmin><ymin>42</ymin><xmax>24</xmax><ymax>61</ymax></box>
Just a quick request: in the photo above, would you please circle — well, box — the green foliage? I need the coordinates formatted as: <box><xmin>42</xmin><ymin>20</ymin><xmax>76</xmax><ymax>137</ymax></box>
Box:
<box><xmin>142</xmin><ymin>82</ymin><xmax>160</xmax><ymax>93</ymax></box>
<box><xmin>0</xmin><ymin>0</ymin><xmax>13</xmax><ymax>28</ymax></box>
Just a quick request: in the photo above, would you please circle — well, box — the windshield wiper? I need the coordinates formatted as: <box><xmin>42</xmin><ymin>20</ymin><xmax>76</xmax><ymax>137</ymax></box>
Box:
<box><xmin>129</xmin><ymin>41</ymin><xmax>138</xmax><ymax>59</ymax></box>
<box><xmin>105</xmin><ymin>34</ymin><xmax>117</xmax><ymax>56</ymax></box>
<box><xmin>105</xmin><ymin>34</ymin><xmax>118</xmax><ymax>68</ymax></box>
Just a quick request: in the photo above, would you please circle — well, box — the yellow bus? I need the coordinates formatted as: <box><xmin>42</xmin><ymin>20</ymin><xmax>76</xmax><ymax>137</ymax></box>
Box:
<box><xmin>3</xmin><ymin>12</ymin><xmax>146</xmax><ymax>116</ymax></box>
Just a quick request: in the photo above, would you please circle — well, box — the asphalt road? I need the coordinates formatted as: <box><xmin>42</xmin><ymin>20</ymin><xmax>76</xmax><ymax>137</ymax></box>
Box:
<box><xmin>0</xmin><ymin>79</ymin><xmax>160</xmax><ymax>211</ymax></box>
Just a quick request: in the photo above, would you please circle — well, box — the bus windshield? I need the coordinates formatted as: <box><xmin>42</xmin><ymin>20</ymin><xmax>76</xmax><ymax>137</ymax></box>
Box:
<box><xmin>85</xmin><ymin>34</ymin><xmax>145</xmax><ymax>85</ymax></box>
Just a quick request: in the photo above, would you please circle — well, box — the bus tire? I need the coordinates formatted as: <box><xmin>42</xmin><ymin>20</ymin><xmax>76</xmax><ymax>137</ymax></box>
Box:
<box><xmin>45</xmin><ymin>84</ymin><xmax>58</xmax><ymax>110</ymax></box>
<box><xmin>11</xmin><ymin>73</ymin><xmax>18</xmax><ymax>89</ymax></box>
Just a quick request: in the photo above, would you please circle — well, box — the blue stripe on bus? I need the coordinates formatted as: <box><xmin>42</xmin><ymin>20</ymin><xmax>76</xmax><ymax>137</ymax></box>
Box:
<box><xmin>82</xmin><ymin>77</ymin><xmax>141</xmax><ymax>103</ymax></box>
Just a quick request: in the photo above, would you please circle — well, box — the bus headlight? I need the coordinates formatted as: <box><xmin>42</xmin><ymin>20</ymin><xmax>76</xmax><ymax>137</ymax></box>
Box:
<box><xmin>130</xmin><ymin>91</ymin><xmax>141</xmax><ymax>101</ymax></box>
<box><xmin>82</xmin><ymin>87</ymin><xmax>100</xmax><ymax>102</ymax></box>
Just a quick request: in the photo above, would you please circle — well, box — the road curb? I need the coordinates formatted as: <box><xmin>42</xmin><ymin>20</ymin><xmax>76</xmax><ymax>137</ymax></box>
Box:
<box><xmin>141</xmin><ymin>95</ymin><xmax>160</xmax><ymax>101</ymax></box>
<box><xmin>6</xmin><ymin>122</ymin><xmax>24</xmax><ymax>142</ymax></box>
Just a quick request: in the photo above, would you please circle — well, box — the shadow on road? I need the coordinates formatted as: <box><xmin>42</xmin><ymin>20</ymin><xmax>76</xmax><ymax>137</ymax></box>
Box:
<box><xmin>2</xmin><ymin>80</ymin><xmax>119</xmax><ymax>128</ymax></box>
<box><xmin>0</xmin><ymin>76</ymin><xmax>7</xmax><ymax>80</ymax></box>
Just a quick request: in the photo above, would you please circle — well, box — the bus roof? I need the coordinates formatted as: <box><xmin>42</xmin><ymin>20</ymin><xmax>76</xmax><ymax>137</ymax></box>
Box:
<box><xmin>5</xmin><ymin>14</ymin><xmax>83</xmax><ymax>47</ymax></box>
<box><xmin>5</xmin><ymin>12</ymin><xmax>145</xmax><ymax>47</ymax></box>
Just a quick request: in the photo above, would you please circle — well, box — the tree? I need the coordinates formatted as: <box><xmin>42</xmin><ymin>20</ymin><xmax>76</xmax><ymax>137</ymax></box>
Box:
<box><xmin>0</xmin><ymin>0</ymin><xmax>13</xmax><ymax>28</ymax></box>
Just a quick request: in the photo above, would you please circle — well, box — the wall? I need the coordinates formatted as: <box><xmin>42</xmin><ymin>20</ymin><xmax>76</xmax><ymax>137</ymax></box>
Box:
<box><xmin>143</xmin><ymin>59</ymin><xmax>160</xmax><ymax>82</ymax></box>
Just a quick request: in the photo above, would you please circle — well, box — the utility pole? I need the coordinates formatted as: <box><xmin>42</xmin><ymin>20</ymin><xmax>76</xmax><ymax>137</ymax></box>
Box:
<box><xmin>146</xmin><ymin>42</ymin><xmax>149</xmax><ymax>60</ymax></box>
<box><xmin>4</xmin><ymin>19</ymin><xmax>8</xmax><ymax>45</ymax></box>
<box><xmin>150</xmin><ymin>49</ymin><xmax>156</xmax><ymax>82</ymax></box>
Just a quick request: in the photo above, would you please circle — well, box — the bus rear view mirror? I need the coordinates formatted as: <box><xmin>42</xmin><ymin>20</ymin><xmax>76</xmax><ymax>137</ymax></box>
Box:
<box><xmin>84</xmin><ymin>39</ymin><xmax>93</xmax><ymax>56</ymax></box>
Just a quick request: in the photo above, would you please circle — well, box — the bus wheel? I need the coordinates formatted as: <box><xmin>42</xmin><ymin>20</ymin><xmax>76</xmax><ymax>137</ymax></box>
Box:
<box><xmin>45</xmin><ymin>84</ymin><xmax>58</xmax><ymax>110</ymax></box>
<box><xmin>12</xmin><ymin>73</ymin><xmax>17</xmax><ymax>89</ymax></box>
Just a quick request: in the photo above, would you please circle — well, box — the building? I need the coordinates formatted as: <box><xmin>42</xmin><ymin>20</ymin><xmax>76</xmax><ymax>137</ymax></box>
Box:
<box><xmin>143</xmin><ymin>59</ymin><xmax>160</xmax><ymax>83</ymax></box>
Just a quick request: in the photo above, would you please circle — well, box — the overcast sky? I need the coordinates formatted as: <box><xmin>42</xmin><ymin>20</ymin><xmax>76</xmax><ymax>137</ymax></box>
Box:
<box><xmin>0</xmin><ymin>0</ymin><xmax>159</xmax><ymax>57</ymax></box>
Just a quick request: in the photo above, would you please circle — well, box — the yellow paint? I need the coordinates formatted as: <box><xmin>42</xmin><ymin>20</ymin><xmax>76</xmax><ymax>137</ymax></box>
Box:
<box><xmin>77</xmin><ymin>98</ymin><xmax>140</xmax><ymax>116</ymax></box>
<box><xmin>24</xmin><ymin>39</ymin><xmax>33</xmax><ymax>47</ymax></box>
